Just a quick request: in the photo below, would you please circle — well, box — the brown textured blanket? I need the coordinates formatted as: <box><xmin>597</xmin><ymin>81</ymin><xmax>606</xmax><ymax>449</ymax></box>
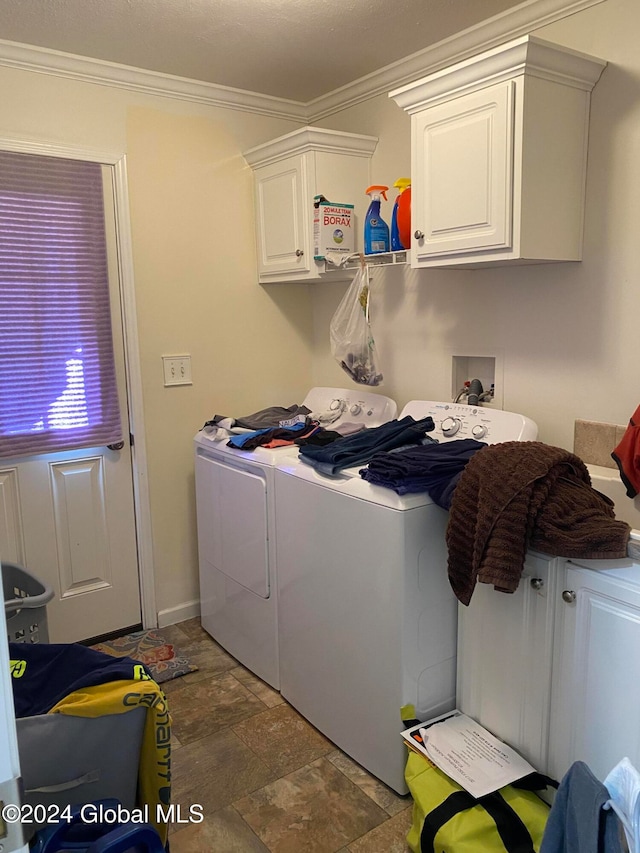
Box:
<box><xmin>446</xmin><ymin>441</ymin><xmax>631</xmax><ymax>605</ymax></box>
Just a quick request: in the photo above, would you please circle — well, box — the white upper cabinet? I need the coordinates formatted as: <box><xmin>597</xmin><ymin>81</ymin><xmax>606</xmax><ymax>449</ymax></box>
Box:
<box><xmin>390</xmin><ymin>36</ymin><xmax>606</xmax><ymax>268</ymax></box>
<box><xmin>244</xmin><ymin>127</ymin><xmax>377</xmax><ymax>283</ymax></box>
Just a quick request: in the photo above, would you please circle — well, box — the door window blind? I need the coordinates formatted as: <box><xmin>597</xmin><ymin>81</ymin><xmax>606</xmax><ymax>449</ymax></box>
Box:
<box><xmin>0</xmin><ymin>150</ymin><xmax>122</xmax><ymax>458</ymax></box>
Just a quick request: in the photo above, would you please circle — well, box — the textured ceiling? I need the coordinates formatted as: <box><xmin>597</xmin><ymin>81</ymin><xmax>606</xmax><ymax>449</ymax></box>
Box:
<box><xmin>0</xmin><ymin>0</ymin><xmax>527</xmax><ymax>102</ymax></box>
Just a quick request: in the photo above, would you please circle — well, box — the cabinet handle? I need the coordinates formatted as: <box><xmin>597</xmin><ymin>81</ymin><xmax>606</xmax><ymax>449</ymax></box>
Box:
<box><xmin>414</xmin><ymin>230</ymin><xmax>424</xmax><ymax>240</ymax></box>
<box><xmin>295</xmin><ymin>249</ymin><xmax>304</xmax><ymax>257</ymax></box>
<box><xmin>562</xmin><ymin>589</ymin><xmax>576</xmax><ymax>603</ymax></box>
<box><xmin>530</xmin><ymin>577</ymin><xmax>544</xmax><ymax>591</ymax></box>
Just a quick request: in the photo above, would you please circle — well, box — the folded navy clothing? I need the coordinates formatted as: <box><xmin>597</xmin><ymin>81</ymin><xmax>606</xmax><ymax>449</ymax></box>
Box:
<box><xmin>360</xmin><ymin>438</ymin><xmax>487</xmax><ymax>509</ymax></box>
<box><xmin>298</xmin><ymin>416</ymin><xmax>435</xmax><ymax>476</ymax></box>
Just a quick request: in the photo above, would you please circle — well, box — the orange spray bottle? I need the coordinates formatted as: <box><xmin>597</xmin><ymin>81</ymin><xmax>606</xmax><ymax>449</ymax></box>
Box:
<box><xmin>391</xmin><ymin>178</ymin><xmax>412</xmax><ymax>250</ymax></box>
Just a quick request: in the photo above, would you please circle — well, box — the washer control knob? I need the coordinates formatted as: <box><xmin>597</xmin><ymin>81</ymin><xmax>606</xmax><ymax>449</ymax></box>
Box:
<box><xmin>441</xmin><ymin>416</ymin><xmax>461</xmax><ymax>437</ymax></box>
<box><xmin>350</xmin><ymin>404</ymin><xmax>362</xmax><ymax>415</ymax></box>
<box><xmin>472</xmin><ymin>424</ymin><xmax>487</xmax><ymax>439</ymax></box>
<box><xmin>329</xmin><ymin>399</ymin><xmax>343</xmax><ymax>411</ymax></box>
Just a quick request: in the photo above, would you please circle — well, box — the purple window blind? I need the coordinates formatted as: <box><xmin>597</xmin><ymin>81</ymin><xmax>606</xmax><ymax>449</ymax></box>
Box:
<box><xmin>0</xmin><ymin>150</ymin><xmax>122</xmax><ymax>458</ymax></box>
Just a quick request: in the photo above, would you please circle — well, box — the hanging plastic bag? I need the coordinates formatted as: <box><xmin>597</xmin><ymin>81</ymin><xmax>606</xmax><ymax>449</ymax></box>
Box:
<box><xmin>329</xmin><ymin>258</ymin><xmax>384</xmax><ymax>386</ymax></box>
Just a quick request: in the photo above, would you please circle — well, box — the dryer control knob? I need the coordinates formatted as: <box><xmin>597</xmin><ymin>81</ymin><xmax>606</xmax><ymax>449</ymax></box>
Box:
<box><xmin>441</xmin><ymin>416</ymin><xmax>461</xmax><ymax>437</ymax></box>
<box><xmin>329</xmin><ymin>399</ymin><xmax>343</xmax><ymax>411</ymax></box>
<box><xmin>350</xmin><ymin>404</ymin><xmax>362</xmax><ymax>415</ymax></box>
<box><xmin>472</xmin><ymin>424</ymin><xmax>487</xmax><ymax>439</ymax></box>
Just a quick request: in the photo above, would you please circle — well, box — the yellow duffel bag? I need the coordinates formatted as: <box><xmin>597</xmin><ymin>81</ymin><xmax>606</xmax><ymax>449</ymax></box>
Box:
<box><xmin>406</xmin><ymin>750</ymin><xmax>554</xmax><ymax>853</ymax></box>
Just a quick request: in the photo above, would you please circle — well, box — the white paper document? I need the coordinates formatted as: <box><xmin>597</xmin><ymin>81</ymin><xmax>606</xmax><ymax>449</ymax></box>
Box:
<box><xmin>401</xmin><ymin>710</ymin><xmax>536</xmax><ymax>799</ymax></box>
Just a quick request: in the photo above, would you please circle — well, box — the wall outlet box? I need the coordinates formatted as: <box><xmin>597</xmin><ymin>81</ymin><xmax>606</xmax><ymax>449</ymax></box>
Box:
<box><xmin>452</xmin><ymin>353</ymin><xmax>503</xmax><ymax>409</ymax></box>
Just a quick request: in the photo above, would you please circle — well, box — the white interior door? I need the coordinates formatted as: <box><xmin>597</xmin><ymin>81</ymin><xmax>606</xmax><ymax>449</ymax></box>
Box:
<box><xmin>0</xmin><ymin>163</ymin><xmax>142</xmax><ymax>643</ymax></box>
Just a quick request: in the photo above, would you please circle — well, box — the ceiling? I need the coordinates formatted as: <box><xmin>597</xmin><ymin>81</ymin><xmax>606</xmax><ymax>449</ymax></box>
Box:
<box><xmin>0</xmin><ymin>0</ymin><xmax>527</xmax><ymax>103</ymax></box>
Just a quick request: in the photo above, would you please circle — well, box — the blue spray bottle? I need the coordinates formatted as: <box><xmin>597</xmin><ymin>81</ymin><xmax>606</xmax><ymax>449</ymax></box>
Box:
<box><xmin>364</xmin><ymin>185</ymin><xmax>390</xmax><ymax>255</ymax></box>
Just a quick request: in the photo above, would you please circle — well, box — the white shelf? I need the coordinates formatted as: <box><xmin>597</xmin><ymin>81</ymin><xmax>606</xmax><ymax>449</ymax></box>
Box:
<box><xmin>323</xmin><ymin>250</ymin><xmax>407</xmax><ymax>273</ymax></box>
<box><xmin>363</xmin><ymin>251</ymin><xmax>408</xmax><ymax>266</ymax></box>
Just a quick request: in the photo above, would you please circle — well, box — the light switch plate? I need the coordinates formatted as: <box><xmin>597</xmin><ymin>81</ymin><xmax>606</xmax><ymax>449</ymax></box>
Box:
<box><xmin>162</xmin><ymin>355</ymin><xmax>192</xmax><ymax>386</ymax></box>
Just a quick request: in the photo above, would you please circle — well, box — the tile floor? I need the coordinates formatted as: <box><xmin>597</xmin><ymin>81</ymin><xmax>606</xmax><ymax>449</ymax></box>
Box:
<box><xmin>161</xmin><ymin>618</ymin><xmax>414</xmax><ymax>852</ymax></box>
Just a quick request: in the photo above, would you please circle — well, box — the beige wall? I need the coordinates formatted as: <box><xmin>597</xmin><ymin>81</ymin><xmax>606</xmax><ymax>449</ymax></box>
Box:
<box><xmin>0</xmin><ymin>68</ymin><xmax>314</xmax><ymax>617</ymax></box>
<box><xmin>313</xmin><ymin>0</ymin><xmax>640</xmax><ymax>453</ymax></box>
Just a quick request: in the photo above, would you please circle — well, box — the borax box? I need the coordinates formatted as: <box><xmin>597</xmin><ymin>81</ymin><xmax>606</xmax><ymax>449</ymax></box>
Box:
<box><xmin>314</xmin><ymin>201</ymin><xmax>355</xmax><ymax>259</ymax></box>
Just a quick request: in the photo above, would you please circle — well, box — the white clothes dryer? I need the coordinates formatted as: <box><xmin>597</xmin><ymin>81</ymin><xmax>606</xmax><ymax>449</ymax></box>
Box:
<box><xmin>194</xmin><ymin>387</ymin><xmax>397</xmax><ymax>689</ymax></box>
<box><xmin>274</xmin><ymin>401</ymin><xmax>538</xmax><ymax>793</ymax></box>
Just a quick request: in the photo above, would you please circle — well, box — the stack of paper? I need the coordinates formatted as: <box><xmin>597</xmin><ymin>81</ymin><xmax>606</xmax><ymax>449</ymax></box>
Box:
<box><xmin>401</xmin><ymin>710</ymin><xmax>536</xmax><ymax>799</ymax></box>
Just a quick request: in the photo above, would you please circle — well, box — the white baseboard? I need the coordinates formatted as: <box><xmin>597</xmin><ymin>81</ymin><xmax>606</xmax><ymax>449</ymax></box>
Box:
<box><xmin>156</xmin><ymin>599</ymin><xmax>201</xmax><ymax>629</ymax></box>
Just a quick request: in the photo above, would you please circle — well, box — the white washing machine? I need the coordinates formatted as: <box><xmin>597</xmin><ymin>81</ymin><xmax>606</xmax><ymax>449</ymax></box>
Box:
<box><xmin>194</xmin><ymin>387</ymin><xmax>397</xmax><ymax>689</ymax></box>
<box><xmin>275</xmin><ymin>401</ymin><xmax>538</xmax><ymax>793</ymax></box>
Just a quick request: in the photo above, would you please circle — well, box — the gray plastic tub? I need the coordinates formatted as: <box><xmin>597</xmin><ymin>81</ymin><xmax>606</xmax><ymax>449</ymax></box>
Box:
<box><xmin>3</xmin><ymin>561</ymin><xmax>55</xmax><ymax>643</ymax></box>
<box><xmin>17</xmin><ymin>709</ymin><xmax>146</xmax><ymax>825</ymax></box>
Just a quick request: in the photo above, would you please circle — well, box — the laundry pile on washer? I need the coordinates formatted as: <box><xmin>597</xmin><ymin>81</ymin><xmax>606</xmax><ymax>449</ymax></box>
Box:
<box><xmin>298</xmin><ymin>414</ymin><xmax>437</xmax><ymax>476</ymax></box>
<box><xmin>200</xmin><ymin>399</ymin><xmax>376</xmax><ymax>450</ymax></box>
<box><xmin>360</xmin><ymin>436</ymin><xmax>486</xmax><ymax>508</ymax></box>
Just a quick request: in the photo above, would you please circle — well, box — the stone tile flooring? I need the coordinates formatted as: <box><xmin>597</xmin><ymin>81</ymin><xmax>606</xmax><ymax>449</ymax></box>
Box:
<box><xmin>164</xmin><ymin>618</ymin><xmax>413</xmax><ymax>852</ymax></box>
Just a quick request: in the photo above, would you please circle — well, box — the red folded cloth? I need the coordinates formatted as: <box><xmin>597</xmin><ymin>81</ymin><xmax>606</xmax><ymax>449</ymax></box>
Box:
<box><xmin>612</xmin><ymin>404</ymin><xmax>640</xmax><ymax>498</ymax></box>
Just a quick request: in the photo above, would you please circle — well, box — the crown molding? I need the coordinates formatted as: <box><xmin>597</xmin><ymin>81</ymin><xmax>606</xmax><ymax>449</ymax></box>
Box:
<box><xmin>306</xmin><ymin>0</ymin><xmax>607</xmax><ymax>121</ymax></box>
<box><xmin>0</xmin><ymin>0</ymin><xmax>606</xmax><ymax>123</ymax></box>
<box><xmin>0</xmin><ymin>38</ymin><xmax>308</xmax><ymax>121</ymax></box>
<box><xmin>390</xmin><ymin>35</ymin><xmax>606</xmax><ymax>114</ymax></box>
<box><xmin>244</xmin><ymin>126</ymin><xmax>378</xmax><ymax>168</ymax></box>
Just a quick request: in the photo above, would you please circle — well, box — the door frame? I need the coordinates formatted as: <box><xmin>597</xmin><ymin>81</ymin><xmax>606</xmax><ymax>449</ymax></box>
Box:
<box><xmin>0</xmin><ymin>136</ymin><xmax>157</xmax><ymax>630</ymax></box>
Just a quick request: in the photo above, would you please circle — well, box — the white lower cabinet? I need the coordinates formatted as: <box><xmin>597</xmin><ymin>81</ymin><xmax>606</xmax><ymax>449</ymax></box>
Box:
<box><xmin>457</xmin><ymin>551</ymin><xmax>559</xmax><ymax>771</ymax></box>
<box><xmin>457</xmin><ymin>552</ymin><xmax>640</xmax><ymax>782</ymax></box>
<box><xmin>548</xmin><ymin>558</ymin><xmax>640</xmax><ymax>783</ymax></box>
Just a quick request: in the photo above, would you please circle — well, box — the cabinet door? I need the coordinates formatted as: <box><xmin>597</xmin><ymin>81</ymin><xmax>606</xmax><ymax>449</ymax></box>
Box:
<box><xmin>254</xmin><ymin>154</ymin><xmax>311</xmax><ymax>278</ymax></box>
<box><xmin>549</xmin><ymin>562</ymin><xmax>640</xmax><ymax>783</ymax></box>
<box><xmin>412</xmin><ymin>81</ymin><xmax>515</xmax><ymax>262</ymax></box>
<box><xmin>456</xmin><ymin>552</ymin><xmax>557</xmax><ymax>771</ymax></box>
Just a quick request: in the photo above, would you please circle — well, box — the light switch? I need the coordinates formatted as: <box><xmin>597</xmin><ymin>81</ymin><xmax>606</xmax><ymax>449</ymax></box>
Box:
<box><xmin>162</xmin><ymin>355</ymin><xmax>192</xmax><ymax>386</ymax></box>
